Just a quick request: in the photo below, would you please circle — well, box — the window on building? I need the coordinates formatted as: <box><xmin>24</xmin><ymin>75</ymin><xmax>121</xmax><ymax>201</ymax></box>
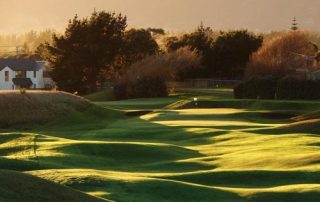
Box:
<box><xmin>4</xmin><ymin>71</ymin><xmax>9</xmax><ymax>82</ymax></box>
<box><xmin>34</xmin><ymin>71</ymin><xmax>37</xmax><ymax>78</ymax></box>
<box><xmin>33</xmin><ymin>84</ymin><xmax>37</xmax><ymax>89</ymax></box>
<box><xmin>15</xmin><ymin>71</ymin><xmax>26</xmax><ymax>78</ymax></box>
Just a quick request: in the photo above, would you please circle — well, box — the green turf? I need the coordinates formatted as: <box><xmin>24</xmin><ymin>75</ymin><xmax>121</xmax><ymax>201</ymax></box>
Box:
<box><xmin>1</xmin><ymin>88</ymin><xmax>320</xmax><ymax>201</ymax></box>
<box><xmin>84</xmin><ymin>88</ymin><xmax>115</xmax><ymax>102</ymax></box>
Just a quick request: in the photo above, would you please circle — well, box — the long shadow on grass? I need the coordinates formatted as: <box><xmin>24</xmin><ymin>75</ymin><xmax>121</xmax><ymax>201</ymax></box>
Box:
<box><xmin>34</xmin><ymin>139</ymin><xmax>215</xmax><ymax>173</ymax></box>
<box><xmin>148</xmin><ymin>110</ymin><xmax>295</xmax><ymax>125</ymax></box>
<box><xmin>163</xmin><ymin>170</ymin><xmax>320</xmax><ymax>188</ymax></box>
<box><xmin>65</xmin><ymin>177</ymin><xmax>246</xmax><ymax>202</ymax></box>
<box><xmin>28</xmin><ymin>110</ymin><xmax>281</xmax><ymax>173</ymax></box>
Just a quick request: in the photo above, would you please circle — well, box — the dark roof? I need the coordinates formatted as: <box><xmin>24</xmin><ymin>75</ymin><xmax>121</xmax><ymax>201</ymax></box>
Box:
<box><xmin>0</xmin><ymin>59</ymin><xmax>42</xmax><ymax>71</ymax></box>
<box><xmin>12</xmin><ymin>78</ymin><xmax>33</xmax><ymax>86</ymax></box>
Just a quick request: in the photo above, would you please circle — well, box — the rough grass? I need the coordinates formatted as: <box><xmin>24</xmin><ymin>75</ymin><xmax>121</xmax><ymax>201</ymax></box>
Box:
<box><xmin>0</xmin><ymin>170</ymin><xmax>105</xmax><ymax>202</ymax></box>
<box><xmin>0</xmin><ymin>90</ymin><xmax>93</xmax><ymax>127</ymax></box>
<box><xmin>1</xmin><ymin>89</ymin><xmax>320</xmax><ymax>201</ymax></box>
<box><xmin>84</xmin><ymin>88</ymin><xmax>115</xmax><ymax>102</ymax></box>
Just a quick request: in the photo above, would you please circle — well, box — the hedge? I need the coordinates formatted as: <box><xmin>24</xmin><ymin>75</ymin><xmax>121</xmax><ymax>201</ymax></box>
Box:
<box><xmin>234</xmin><ymin>77</ymin><xmax>320</xmax><ymax>100</ymax></box>
<box><xmin>114</xmin><ymin>76</ymin><xmax>168</xmax><ymax>100</ymax></box>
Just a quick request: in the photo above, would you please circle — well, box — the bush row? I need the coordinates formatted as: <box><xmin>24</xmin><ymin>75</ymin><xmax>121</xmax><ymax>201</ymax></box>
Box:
<box><xmin>114</xmin><ymin>76</ymin><xmax>168</xmax><ymax>100</ymax></box>
<box><xmin>234</xmin><ymin>77</ymin><xmax>320</xmax><ymax>100</ymax></box>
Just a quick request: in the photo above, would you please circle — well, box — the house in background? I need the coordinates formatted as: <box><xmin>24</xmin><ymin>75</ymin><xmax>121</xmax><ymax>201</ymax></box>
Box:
<box><xmin>0</xmin><ymin>59</ymin><xmax>55</xmax><ymax>90</ymax></box>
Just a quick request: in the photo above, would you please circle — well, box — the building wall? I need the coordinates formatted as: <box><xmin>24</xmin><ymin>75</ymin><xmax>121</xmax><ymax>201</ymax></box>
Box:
<box><xmin>0</xmin><ymin>66</ymin><xmax>45</xmax><ymax>90</ymax></box>
<box><xmin>0</xmin><ymin>67</ymin><xmax>15</xmax><ymax>90</ymax></box>
<box><xmin>26</xmin><ymin>69</ymin><xmax>44</xmax><ymax>89</ymax></box>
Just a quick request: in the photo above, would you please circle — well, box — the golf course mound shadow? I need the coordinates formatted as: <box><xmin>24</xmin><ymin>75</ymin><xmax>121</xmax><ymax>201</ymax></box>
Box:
<box><xmin>279</xmin><ymin>119</ymin><xmax>320</xmax><ymax>131</ymax></box>
<box><xmin>260</xmin><ymin>112</ymin><xmax>295</xmax><ymax>120</ymax></box>
<box><xmin>125</xmin><ymin>110</ymin><xmax>154</xmax><ymax>117</ymax></box>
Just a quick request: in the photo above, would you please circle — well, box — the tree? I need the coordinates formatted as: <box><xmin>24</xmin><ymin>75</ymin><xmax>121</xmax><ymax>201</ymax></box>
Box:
<box><xmin>147</xmin><ymin>28</ymin><xmax>165</xmax><ymax>35</ymax></box>
<box><xmin>114</xmin><ymin>28</ymin><xmax>159</xmax><ymax>77</ymax></box>
<box><xmin>246</xmin><ymin>31</ymin><xmax>312</xmax><ymax>78</ymax></box>
<box><xmin>165</xmin><ymin>23</ymin><xmax>213</xmax><ymax>53</ymax></box>
<box><xmin>165</xmin><ymin>27</ymin><xmax>261</xmax><ymax>79</ymax></box>
<box><xmin>164</xmin><ymin>23</ymin><xmax>214</xmax><ymax>78</ymax></box>
<box><xmin>44</xmin><ymin>11</ymin><xmax>127</xmax><ymax>93</ymax></box>
<box><xmin>211</xmin><ymin>30</ymin><xmax>263</xmax><ymax>78</ymax></box>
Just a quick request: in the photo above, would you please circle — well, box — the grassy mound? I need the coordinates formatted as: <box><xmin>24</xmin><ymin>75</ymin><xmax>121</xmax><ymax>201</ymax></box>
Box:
<box><xmin>0</xmin><ymin>170</ymin><xmax>104</xmax><ymax>202</ymax></box>
<box><xmin>277</xmin><ymin>119</ymin><xmax>320</xmax><ymax>134</ymax></box>
<box><xmin>0</xmin><ymin>90</ymin><xmax>93</xmax><ymax>127</ymax></box>
<box><xmin>84</xmin><ymin>89</ymin><xmax>115</xmax><ymax>102</ymax></box>
<box><xmin>294</xmin><ymin>110</ymin><xmax>320</xmax><ymax>121</ymax></box>
<box><xmin>176</xmin><ymin>99</ymin><xmax>320</xmax><ymax>111</ymax></box>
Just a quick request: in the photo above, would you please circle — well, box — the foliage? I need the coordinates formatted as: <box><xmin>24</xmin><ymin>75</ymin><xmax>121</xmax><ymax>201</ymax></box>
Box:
<box><xmin>234</xmin><ymin>77</ymin><xmax>278</xmax><ymax>99</ymax></box>
<box><xmin>234</xmin><ymin>76</ymin><xmax>320</xmax><ymax>100</ymax></box>
<box><xmin>147</xmin><ymin>28</ymin><xmax>165</xmax><ymax>35</ymax></box>
<box><xmin>211</xmin><ymin>30</ymin><xmax>263</xmax><ymax>79</ymax></box>
<box><xmin>113</xmin><ymin>28</ymin><xmax>159</xmax><ymax>77</ymax></box>
<box><xmin>44</xmin><ymin>11</ymin><xmax>127</xmax><ymax>94</ymax></box>
<box><xmin>277</xmin><ymin>77</ymin><xmax>320</xmax><ymax>100</ymax></box>
<box><xmin>124</xmin><ymin>47</ymin><xmax>202</xmax><ymax>81</ymax></box>
<box><xmin>165</xmin><ymin>24</ymin><xmax>213</xmax><ymax>53</ymax></box>
<box><xmin>114</xmin><ymin>76</ymin><xmax>168</xmax><ymax>100</ymax></box>
<box><xmin>246</xmin><ymin>31</ymin><xmax>313</xmax><ymax>78</ymax></box>
<box><xmin>165</xmin><ymin>27</ymin><xmax>262</xmax><ymax>79</ymax></box>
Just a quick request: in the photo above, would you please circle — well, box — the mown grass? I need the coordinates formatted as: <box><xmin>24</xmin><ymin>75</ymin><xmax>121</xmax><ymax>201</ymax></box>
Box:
<box><xmin>1</xmin><ymin>88</ymin><xmax>320</xmax><ymax>201</ymax></box>
<box><xmin>84</xmin><ymin>88</ymin><xmax>115</xmax><ymax>102</ymax></box>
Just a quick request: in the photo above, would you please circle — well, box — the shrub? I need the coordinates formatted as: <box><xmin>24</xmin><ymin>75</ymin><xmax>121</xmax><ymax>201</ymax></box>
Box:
<box><xmin>276</xmin><ymin>77</ymin><xmax>305</xmax><ymax>99</ymax></box>
<box><xmin>246</xmin><ymin>31</ymin><xmax>313</xmax><ymax>78</ymax></box>
<box><xmin>234</xmin><ymin>77</ymin><xmax>277</xmax><ymax>99</ymax></box>
<box><xmin>113</xmin><ymin>82</ymin><xmax>128</xmax><ymax>100</ymax></box>
<box><xmin>114</xmin><ymin>76</ymin><xmax>168</xmax><ymax>100</ymax></box>
<box><xmin>125</xmin><ymin>47</ymin><xmax>202</xmax><ymax>81</ymax></box>
<box><xmin>303</xmin><ymin>80</ymin><xmax>320</xmax><ymax>99</ymax></box>
<box><xmin>234</xmin><ymin>77</ymin><xmax>320</xmax><ymax>100</ymax></box>
<box><xmin>233</xmin><ymin>83</ymin><xmax>244</xmax><ymax>99</ymax></box>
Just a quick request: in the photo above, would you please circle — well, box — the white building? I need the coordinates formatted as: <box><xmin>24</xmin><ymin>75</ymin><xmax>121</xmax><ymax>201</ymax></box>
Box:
<box><xmin>0</xmin><ymin>59</ymin><xmax>54</xmax><ymax>90</ymax></box>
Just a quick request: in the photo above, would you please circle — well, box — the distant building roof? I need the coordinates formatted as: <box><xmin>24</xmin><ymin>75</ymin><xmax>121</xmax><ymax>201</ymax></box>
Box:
<box><xmin>12</xmin><ymin>78</ymin><xmax>33</xmax><ymax>86</ymax></box>
<box><xmin>0</xmin><ymin>59</ymin><xmax>43</xmax><ymax>71</ymax></box>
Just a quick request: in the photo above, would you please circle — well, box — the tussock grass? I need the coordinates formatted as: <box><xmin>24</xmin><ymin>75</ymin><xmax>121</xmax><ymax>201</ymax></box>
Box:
<box><xmin>276</xmin><ymin>119</ymin><xmax>320</xmax><ymax>134</ymax></box>
<box><xmin>0</xmin><ymin>170</ymin><xmax>105</xmax><ymax>202</ymax></box>
<box><xmin>0</xmin><ymin>90</ymin><xmax>92</xmax><ymax>127</ymax></box>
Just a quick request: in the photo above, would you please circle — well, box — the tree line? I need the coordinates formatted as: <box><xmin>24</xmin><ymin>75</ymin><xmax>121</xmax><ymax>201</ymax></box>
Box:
<box><xmin>34</xmin><ymin>10</ymin><xmax>264</xmax><ymax>94</ymax></box>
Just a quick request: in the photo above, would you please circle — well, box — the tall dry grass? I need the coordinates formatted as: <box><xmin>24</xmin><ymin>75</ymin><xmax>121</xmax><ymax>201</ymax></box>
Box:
<box><xmin>0</xmin><ymin>91</ymin><xmax>91</xmax><ymax>127</ymax></box>
<box><xmin>246</xmin><ymin>31</ymin><xmax>316</xmax><ymax>77</ymax></box>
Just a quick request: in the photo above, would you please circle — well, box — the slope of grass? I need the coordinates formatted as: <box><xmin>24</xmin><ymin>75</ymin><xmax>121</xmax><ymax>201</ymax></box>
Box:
<box><xmin>84</xmin><ymin>88</ymin><xmax>115</xmax><ymax>102</ymax></box>
<box><xmin>0</xmin><ymin>90</ymin><xmax>94</xmax><ymax>127</ymax></box>
<box><xmin>1</xmin><ymin>88</ymin><xmax>320</xmax><ymax>201</ymax></box>
<box><xmin>0</xmin><ymin>170</ymin><xmax>105</xmax><ymax>202</ymax></box>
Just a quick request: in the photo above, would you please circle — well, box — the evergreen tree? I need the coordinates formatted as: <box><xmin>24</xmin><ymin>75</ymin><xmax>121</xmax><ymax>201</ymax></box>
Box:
<box><xmin>44</xmin><ymin>11</ymin><xmax>127</xmax><ymax>93</ymax></box>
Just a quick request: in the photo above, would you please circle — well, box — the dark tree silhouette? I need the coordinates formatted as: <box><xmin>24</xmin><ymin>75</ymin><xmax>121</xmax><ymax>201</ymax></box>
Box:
<box><xmin>114</xmin><ymin>28</ymin><xmax>159</xmax><ymax>77</ymax></box>
<box><xmin>44</xmin><ymin>11</ymin><xmax>127</xmax><ymax>94</ymax></box>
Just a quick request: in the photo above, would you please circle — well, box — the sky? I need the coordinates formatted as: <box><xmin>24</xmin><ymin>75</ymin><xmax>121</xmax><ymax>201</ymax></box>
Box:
<box><xmin>0</xmin><ymin>0</ymin><xmax>320</xmax><ymax>34</ymax></box>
